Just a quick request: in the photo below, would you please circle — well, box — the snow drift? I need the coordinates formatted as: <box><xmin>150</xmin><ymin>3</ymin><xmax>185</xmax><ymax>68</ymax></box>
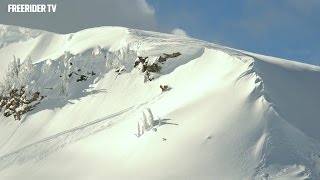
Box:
<box><xmin>0</xmin><ymin>24</ymin><xmax>320</xmax><ymax>180</ymax></box>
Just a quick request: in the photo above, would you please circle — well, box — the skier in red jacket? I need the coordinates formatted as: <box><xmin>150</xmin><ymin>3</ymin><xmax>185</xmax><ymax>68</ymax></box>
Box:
<box><xmin>160</xmin><ymin>85</ymin><xmax>169</xmax><ymax>92</ymax></box>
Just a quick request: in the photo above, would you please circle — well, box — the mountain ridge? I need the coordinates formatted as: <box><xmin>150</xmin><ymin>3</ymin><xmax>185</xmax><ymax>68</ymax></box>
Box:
<box><xmin>0</xmin><ymin>24</ymin><xmax>319</xmax><ymax>180</ymax></box>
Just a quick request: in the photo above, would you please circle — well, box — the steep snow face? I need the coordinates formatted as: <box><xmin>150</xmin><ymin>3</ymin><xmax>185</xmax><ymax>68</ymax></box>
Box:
<box><xmin>244</xmin><ymin>53</ymin><xmax>320</xmax><ymax>140</ymax></box>
<box><xmin>0</xmin><ymin>25</ymin><xmax>44</xmax><ymax>78</ymax></box>
<box><xmin>0</xmin><ymin>24</ymin><xmax>320</xmax><ymax>180</ymax></box>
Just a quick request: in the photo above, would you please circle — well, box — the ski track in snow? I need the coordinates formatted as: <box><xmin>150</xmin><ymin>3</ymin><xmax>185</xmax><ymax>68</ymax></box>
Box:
<box><xmin>0</xmin><ymin>91</ymin><xmax>168</xmax><ymax>171</ymax></box>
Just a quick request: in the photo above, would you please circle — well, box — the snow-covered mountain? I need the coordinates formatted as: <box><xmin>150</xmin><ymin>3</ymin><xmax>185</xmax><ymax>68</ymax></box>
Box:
<box><xmin>0</xmin><ymin>24</ymin><xmax>320</xmax><ymax>180</ymax></box>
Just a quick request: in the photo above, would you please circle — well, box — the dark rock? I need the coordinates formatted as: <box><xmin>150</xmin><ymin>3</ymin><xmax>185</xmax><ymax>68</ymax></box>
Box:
<box><xmin>138</xmin><ymin>56</ymin><xmax>148</xmax><ymax>63</ymax></box>
<box><xmin>134</xmin><ymin>52</ymin><xmax>181</xmax><ymax>82</ymax></box>
<box><xmin>158</xmin><ymin>56</ymin><xmax>167</xmax><ymax>63</ymax></box>
<box><xmin>163</xmin><ymin>52</ymin><xmax>181</xmax><ymax>58</ymax></box>
<box><xmin>145</xmin><ymin>63</ymin><xmax>162</xmax><ymax>73</ymax></box>
<box><xmin>77</xmin><ymin>75</ymin><xmax>88</xmax><ymax>82</ymax></box>
<box><xmin>134</xmin><ymin>60</ymin><xmax>140</xmax><ymax>68</ymax></box>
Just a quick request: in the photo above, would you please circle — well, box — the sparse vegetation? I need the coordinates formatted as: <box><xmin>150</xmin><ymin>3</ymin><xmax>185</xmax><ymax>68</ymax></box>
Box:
<box><xmin>0</xmin><ymin>57</ymin><xmax>44</xmax><ymax>120</ymax></box>
<box><xmin>0</xmin><ymin>86</ymin><xmax>44</xmax><ymax>120</ymax></box>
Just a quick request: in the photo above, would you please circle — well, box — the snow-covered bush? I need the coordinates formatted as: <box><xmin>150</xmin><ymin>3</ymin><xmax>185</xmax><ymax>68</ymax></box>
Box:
<box><xmin>136</xmin><ymin>108</ymin><xmax>155</xmax><ymax>137</ymax></box>
<box><xmin>41</xmin><ymin>59</ymin><xmax>52</xmax><ymax>75</ymax></box>
<box><xmin>59</xmin><ymin>52</ymin><xmax>74</xmax><ymax>97</ymax></box>
<box><xmin>0</xmin><ymin>56</ymin><xmax>44</xmax><ymax>120</ymax></box>
<box><xmin>0</xmin><ymin>56</ymin><xmax>33</xmax><ymax>96</ymax></box>
<box><xmin>59</xmin><ymin>72</ymin><xmax>69</xmax><ymax>97</ymax></box>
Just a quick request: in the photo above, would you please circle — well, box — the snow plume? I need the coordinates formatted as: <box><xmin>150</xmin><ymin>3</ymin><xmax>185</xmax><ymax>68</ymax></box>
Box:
<box><xmin>171</xmin><ymin>28</ymin><xmax>189</xmax><ymax>37</ymax></box>
<box><xmin>136</xmin><ymin>0</ymin><xmax>155</xmax><ymax>15</ymax></box>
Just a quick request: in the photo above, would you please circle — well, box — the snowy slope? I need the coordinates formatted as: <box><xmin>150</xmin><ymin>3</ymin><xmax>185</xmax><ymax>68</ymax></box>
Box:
<box><xmin>0</xmin><ymin>24</ymin><xmax>320</xmax><ymax>180</ymax></box>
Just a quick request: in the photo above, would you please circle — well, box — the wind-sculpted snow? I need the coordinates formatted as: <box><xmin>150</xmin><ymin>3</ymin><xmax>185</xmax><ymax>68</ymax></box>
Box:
<box><xmin>235</xmin><ymin>54</ymin><xmax>320</xmax><ymax>179</ymax></box>
<box><xmin>0</xmin><ymin>25</ymin><xmax>320</xmax><ymax>180</ymax></box>
<box><xmin>0</xmin><ymin>24</ymin><xmax>43</xmax><ymax>48</ymax></box>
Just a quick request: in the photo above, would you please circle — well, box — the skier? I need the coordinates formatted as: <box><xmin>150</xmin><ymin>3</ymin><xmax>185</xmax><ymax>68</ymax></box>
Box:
<box><xmin>160</xmin><ymin>85</ymin><xmax>169</xmax><ymax>92</ymax></box>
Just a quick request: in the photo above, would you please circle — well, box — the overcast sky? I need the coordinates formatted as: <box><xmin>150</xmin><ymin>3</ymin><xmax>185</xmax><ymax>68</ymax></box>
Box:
<box><xmin>0</xmin><ymin>0</ymin><xmax>319</xmax><ymax>65</ymax></box>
